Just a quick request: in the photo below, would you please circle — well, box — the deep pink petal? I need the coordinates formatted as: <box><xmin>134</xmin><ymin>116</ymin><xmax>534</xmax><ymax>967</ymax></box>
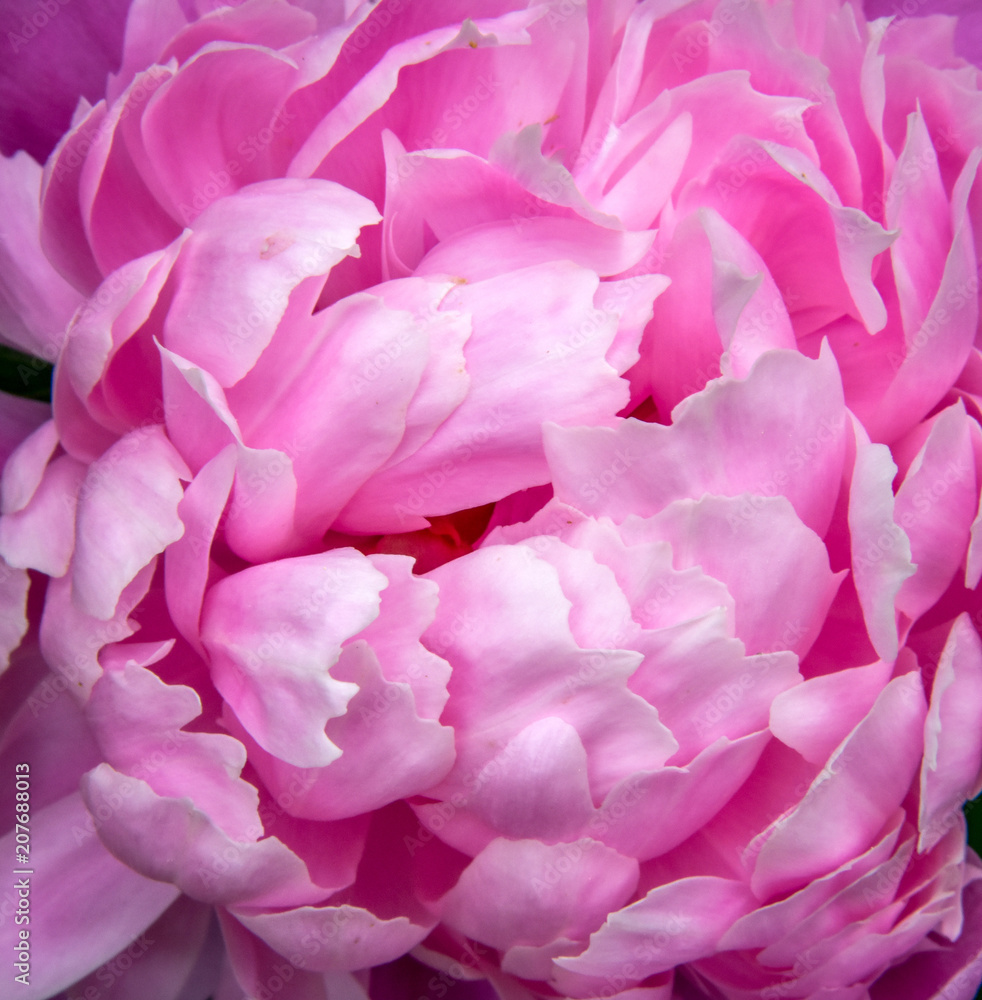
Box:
<box><xmin>0</xmin><ymin>0</ymin><xmax>129</xmax><ymax>162</ymax></box>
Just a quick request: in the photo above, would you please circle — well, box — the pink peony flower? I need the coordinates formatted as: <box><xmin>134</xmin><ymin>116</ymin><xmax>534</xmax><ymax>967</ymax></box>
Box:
<box><xmin>1</xmin><ymin>1</ymin><xmax>982</xmax><ymax>998</ymax></box>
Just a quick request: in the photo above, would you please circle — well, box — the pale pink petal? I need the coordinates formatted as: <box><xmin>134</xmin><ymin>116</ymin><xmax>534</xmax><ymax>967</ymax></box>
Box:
<box><xmin>0</xmin><ymin>453</ymin><xmax>85</xmax><ymax>577</ymax></box>
<box><xmin>226</xmin><ymin>289</ymin><xmax>436</xmax><ymax>540</ymax></box>
<box><xmin>634</xmin><ymin>495</ymin><xmax>842</xmax><ymax>659</ymax></box>
<box><xmin>752</xmin><ymin>674</ymin><xmax>927</xmax><ymax>901</ymax></box>
<box><xmin>238</xmin><ymin>641</ymin><xmax>455</xmax><ymax>821</ymax></box>
<box><xmin>0</xmin><ymin>152</ymin><xmax>83</xmax><ymax>359</ymax></box>
<box><xmin>357</xmin><ymin>553</ymin><xmax>450</xmax><ymax>721</ymax></box>
<box><xmin>438</xmin><ymin>837</ymin><xmax>639</xmax><ymax>952</ymax></box>
<box><xmin>288</xmin><ymin>10</ymin><xmax>547</xmax><ymax>179</ymax></box>
<box><xmin>56</xmin><ymin>233</ymin><xmax>188</xmax><ymax>462</ymax></box>
<box><xmin>0</xmin><ymin>792</ymin><xmax>179</xmax><ymax>1000</ymax></box>
<box><xmin>894</xmin><ymin>401</ymin><xmax>977</xmax><ymax>620</ymax></box>
<box><xmin>199</xmin><ymin>551</ymin><xmax>385</xmax><ymax>768</ymax></box>
<box><xmin>39</xmin><ymin>563</ymin><xmax>154</xmax><ymax>698</ymax></box>
<box><xmin>424</xmin><ymin>545</ymin><xmax>677</xmax><ymax>807</ymax></box>
<box><xmin>681</xmin><ymin>138</ymin><xmax>895</xmax><ymax>337</ymax></box>
<box><xmin>80</xmin><ymin>764</ymin><xmax>327</xmax><ymax>908</ymax></box>
<box><xmin>444</xmin><ymin>718</ymin><xmax>597</xmax><ymax>844</ymax></box>
<box><xmin>162</xmin><ymin>177</ymin><xmax>380</xmax><ymax>386</ymax></box>
<box><xmin>919</xmin><ymin>614</ymin><xmax>982</xmax><ymax>852</ymax></box>
<box><xmin>720</xmin><ymin>809</ymin><xmax>907</xmax><ymax>951</ymax></box>
<box><xmin>886</xmin><ymin>110</ymin><xmax>952</xmax><ymax>339</ymax></box>
<box><xmin>107</xmin><ymin>0</ymin><xmax>189</xmax><ymax>103</ymax></box>
<box><xmin>338</xmin><ymin>262</ymin><xmax>636</xmax><ymax>533</ymax></box>
<box><xmin>556</xmin><ymin>877</ymin><xmax>757</xmax><ymax>979</ymax></box>
<box><xmin>140</xmin><ymin>45</ymin><xmax>301</xmax><ymax>223</ymax></box>
<box><xmin>595</xmin><ymin>732</ymin><xmax>771</xmax><ymax>862</ymax></box>
<box><xmin>234</xmin><ymin>905</ymin><xmax>433</xmax><ymax>975</ymax></box>
<box><xmin>0</xmin><ymin>419</ymin><xmax>58</xmax><ymax>515</ymax></box>
<box><xmin>157</xmin><ymin>343</ymin><xmax>305</xmax><ymax>562</ymax></box>
<box><xmin>72</xmin><ymin>425</ymin><xmax>190</xmax><ymax>620</ymax></box>
<box><xmin>40</xmin><ymin>101</ymin><xmax>110</xmax><ymax>295</ymax></box>
<box><xmin>863</xmin><ymin>149</ymin><xmax>980</xmax><ymax>442</ymax></box>
<box><xmin>546</xmin><ymin>345</ymin><xmax>848</xmax><ymax>539</ymax></box>
<box><xmin>85</xmin><ymin>661</ymin><xmax>260</xmax><ymax>842</ymax></box>
<box><xmin>164</xmin><ymin>445</ymin><xmax>237</xmax><ymax>656</ymax></box>
<box><xmin>629</xmin><ymin>609</ymin><xmax>800</xmax><ymax>762</ymax></box>
<box><xmin>78</xmin><ymin>68</ymin><xmax>183</xmax><ymax>277</ymax></box>
<box><xmin>701</xmin><ymin>208</ymin><xmax>797</xmax><ymax>377</ymax></box>
<box><xmin>770</xmin><ymin>660</ymin><xmax>893</xmax><ymax>765</ymax></box>
<box><xmin>379</xmin><ymin>140</ymin><xmax>656</xmax><ymax>280</ymax></box>
<box><xmin>848</xmin><ymin>416</ymin><xmax>916</xmax><ymax>662</ymax></box>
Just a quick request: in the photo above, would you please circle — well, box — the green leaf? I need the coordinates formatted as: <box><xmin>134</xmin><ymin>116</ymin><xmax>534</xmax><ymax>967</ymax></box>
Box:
<box><xmin>0</xmin><ymin>345</ymin><xmax>53</xmax><ymax>403</ymax></box>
